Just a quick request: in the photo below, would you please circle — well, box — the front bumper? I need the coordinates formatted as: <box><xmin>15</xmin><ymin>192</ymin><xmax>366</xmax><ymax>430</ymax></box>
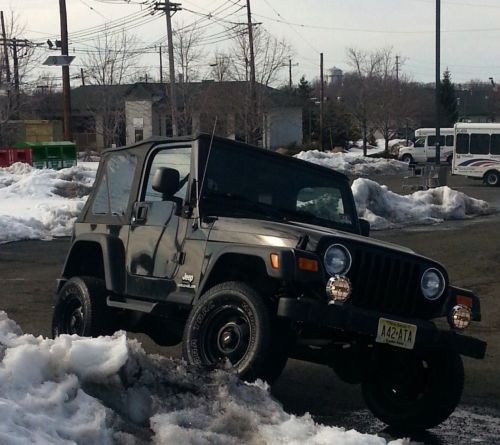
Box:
<box><xmin>277</xmin><ymin>297</ymin><xmax>487</xmax><ymax>359</ymax></box>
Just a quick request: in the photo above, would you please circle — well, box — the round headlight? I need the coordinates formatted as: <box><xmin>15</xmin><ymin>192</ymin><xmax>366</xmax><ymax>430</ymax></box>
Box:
<box><xmin>420</xmin><ymin>268</ymin><xmax>445</xmax><ymax>300</ymax></box>
<box><xmin>324</xmin><ymin>244</ymin><xmax>352</xmax><ymax>276</ymax></box>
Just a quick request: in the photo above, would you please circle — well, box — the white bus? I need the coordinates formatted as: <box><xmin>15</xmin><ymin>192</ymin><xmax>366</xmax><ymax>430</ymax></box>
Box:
<box><xmin>398</xmin><ymin>128</ymin><xmax>454</xmax><ymax>164</ymax></box>
<box><xmin>452</xmin><ymin>123</ymin><xmax>500</xmax><ymax>186</ymax></box>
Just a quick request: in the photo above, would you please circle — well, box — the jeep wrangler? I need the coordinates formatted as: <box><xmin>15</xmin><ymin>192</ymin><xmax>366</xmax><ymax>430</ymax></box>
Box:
<box><xmin>52</xmin><ymin>134</ymin><xmax>486</xmax><ymax>432</ymax></box>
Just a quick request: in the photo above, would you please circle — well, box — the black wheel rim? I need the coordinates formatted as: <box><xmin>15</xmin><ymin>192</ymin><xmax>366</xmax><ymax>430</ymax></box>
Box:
<box><xmin>60</xmin><ymin>296</ymin><xmax>85</xmax><ymax>335</ymax></box>
<box><xmin>487</xmin><ymin>174</ymin><xmax>498</xmax><ymax>185</ymax></box>
<box><xmin>198</xmin><ymin>304</ymin><xmax>252</xmax><ymax>367</ymax></box>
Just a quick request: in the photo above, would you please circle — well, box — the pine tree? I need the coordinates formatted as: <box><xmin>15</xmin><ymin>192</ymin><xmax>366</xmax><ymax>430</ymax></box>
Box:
<box><xmin>440</xmin><ymin>70</ymin><xmax>459</xmax><ymax>126</ymax></box>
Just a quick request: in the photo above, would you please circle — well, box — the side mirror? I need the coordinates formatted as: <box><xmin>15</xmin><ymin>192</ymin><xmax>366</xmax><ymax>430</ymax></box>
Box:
<box><xmin>152</xmin><ymin>167</ymin><xmax>180</xmax><ymax>199</ymax></box>
<box><xmin>359</xmin><ymin>218</ymin><xmax>370</xmax><ymax>237</ymax></box>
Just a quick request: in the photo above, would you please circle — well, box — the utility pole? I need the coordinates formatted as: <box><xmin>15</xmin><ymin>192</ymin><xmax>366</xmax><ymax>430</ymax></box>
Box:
<box><xmin>320</xmin><ymin>52</ymin><xmax>325</xmax><ymax>152</ymax></box>
<box><xmin>59</xmin><ymin>0</ymin><xmax>72</xmax><ymax>141</ymax></box>
<box><xmin>80</xmin><ymin>68</ymin><xmax>85</xmax><ymax>86</ymax></box>
<box><xmin>396</xmin><ymin>55</ymin><xmax>400</xmax><ymax>82</ymax></box>
<box><xmin>435</xmin><ymin>0</ymin><xmax>441</xmax><ymax>166</ymax></box>
<box><xmin>155</xmin><ymin>2</ymin><xmax>181</xmax><ymax>136</ymax></box>
<box><xmin>159</xmin><ymin>45</ymin><xmax>163</xmax><ymax>84</ymax></box>
<box><xmin>246</xmin><ymin>0</ymin><xmax>257</xmax><ymax>145</ymax></box>
<box><xmin>12</xmin><ymin>38</ymin><xmax>19</xmax><ymax>114</ymax></box>
<box><xmin>1</xmin><ymin>12</ymin><xmax>10</xmax><ymax>84</ymax></box>
<box><xmin>289</xmin><ymin>58</ymin><xmax>292</xmax><ymax>89</ymax></box>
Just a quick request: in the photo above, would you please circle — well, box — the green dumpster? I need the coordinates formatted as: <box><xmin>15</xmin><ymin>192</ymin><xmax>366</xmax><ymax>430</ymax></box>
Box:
<box><xmin>14</xmin><ymin>141</ymin><xmax>77</xmax><ymax>170</ymax></box>
<box><xmin>14</xmin><ymin>142</ymin><xmax>47</xmax><ymax>169</ymax></box>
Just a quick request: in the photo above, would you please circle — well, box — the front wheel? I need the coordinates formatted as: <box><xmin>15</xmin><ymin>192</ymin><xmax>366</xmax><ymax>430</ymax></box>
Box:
<box><xmin>402</xmin><ymin>154</ymin><xmax>413</xmax><ymax>164</ymax></box>
<box><xmin>361</xmin><ymin>346</ymin><xmax>464</xmax><ymax>432</ymax></box>
<box><xmin>484</xmin><ymin>170</ymin><xmax>500</xmax><ymax>187</ymax></box>
<box><xmin>52</xmin><ymin>276</ymin><xmax>112</xmax><ymax>338</ymax></box>
<box><xmin>182</xmin><ymin>282</ymin><xmax>288</xmax><ymax>383</ymax></box>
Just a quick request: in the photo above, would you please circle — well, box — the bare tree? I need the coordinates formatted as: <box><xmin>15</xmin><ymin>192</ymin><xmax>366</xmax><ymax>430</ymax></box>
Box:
<box><xmin>173</xmin><ymin>22</ymin><xmax>205</xmax><ymax>83</ymax></box>
<box><xmin>230</xmin><ymin>26</ymin><xmax>292</xmax><ymax>87</ymax></box>
<box><xmin>81</xmin><ymin>30</ymin><xmax>140</xmax><ymax>86</ymax></box>
<box><xmin>0</xmin><ymin>10</ymin><xmax>40</xmax><ymax>144</ymax></box>
<box><xmin>208</xmin><ymin>50</ymin><xmax>233</xmax><ymax>82</ymax></box>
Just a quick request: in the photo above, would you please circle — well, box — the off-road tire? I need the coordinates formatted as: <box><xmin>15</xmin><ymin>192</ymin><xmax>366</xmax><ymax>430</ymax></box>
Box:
<box><xmin>484</xmin><ymin>170</ymin><xmax>500</xmax><ymax>187</ymax></box>
<box><xmin>52</xmin><ymin>276</ymin><xmax>112</xmax><ymax>338</ymax></box>
<box><xmin>361</xmin><ymin>346</ymin><xmax>464</xmax><ymax>432</ymax></box>
<box><xmin>182</xmin><ymin>281</ymin><xmax>288</xmax><ymax>383</ymax></box>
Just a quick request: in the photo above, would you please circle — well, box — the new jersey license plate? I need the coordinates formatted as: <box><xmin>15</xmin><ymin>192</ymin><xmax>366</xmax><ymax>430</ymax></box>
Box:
<box><xmin>376</xmin><ymin>318</ymin><xmax>417</xmax><ymax>350</ymax></box>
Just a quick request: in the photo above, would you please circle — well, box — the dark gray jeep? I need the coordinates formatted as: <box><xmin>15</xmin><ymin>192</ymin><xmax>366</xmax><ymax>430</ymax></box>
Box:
<box><xmin>52</xmin><ymin>134</ymin><xmax>486</xmax><ymax>431</ymax></box>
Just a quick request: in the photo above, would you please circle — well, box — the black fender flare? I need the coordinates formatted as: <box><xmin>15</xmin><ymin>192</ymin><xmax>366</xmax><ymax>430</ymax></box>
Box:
<box><xmin>60</xmin><ymin>233</ymin><xmax>126</xmax><ymax>294</ymax></box>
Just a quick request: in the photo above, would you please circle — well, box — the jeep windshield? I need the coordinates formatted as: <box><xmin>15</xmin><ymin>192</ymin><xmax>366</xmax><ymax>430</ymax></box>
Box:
<box><xmin>199</xmin><ymin>142</ymin><xmax>357</xmax><ymax>230</ymax></box>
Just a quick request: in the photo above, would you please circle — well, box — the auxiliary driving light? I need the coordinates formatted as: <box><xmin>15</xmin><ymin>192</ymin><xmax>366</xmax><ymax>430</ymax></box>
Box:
<box><xmin>448</xmin><ymin>304</ymin><xmax>472</xmax><ymax>330</ymax></box>
<box><xmin>326</xmin><ymin>275</ymin><xmax>352</xmax><ymax>304</ymax></box>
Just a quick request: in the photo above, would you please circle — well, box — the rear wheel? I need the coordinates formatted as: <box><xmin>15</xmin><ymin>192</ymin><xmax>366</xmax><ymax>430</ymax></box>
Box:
<box><xmin>52</xmin><ymin>276</ymin><xmax>112</xmax><ymax>338</ymax></box>
<box><xmin>361</xmin><ymin>346</ymin><xmax>464</xmax><ymax>432</ymax></box>
<box><xmin>182</xmin><ymin>281</ymin><xmax>288</xmax><ymax>383</ymax></box>
<box><xmin>484</xmin><ymin>170</ymin><xmax>500</xmax><ymax>186</ymax></box>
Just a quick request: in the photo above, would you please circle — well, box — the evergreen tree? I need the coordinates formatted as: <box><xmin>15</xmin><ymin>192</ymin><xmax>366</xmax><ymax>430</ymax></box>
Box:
<box><xmin>440</xmin><ymin>70</ymin><xmax>459</xmax><ymax>126</ymax></box>
<box><xmin>296</xmin><ymin>76</ymin><xmax>317</xmax><ymax>145</ymax></box>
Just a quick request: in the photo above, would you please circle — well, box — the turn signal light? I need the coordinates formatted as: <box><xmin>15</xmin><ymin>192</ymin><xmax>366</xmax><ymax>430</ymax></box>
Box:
<box><xmin>298</xmin><ymin>257</ymin><xmax>319</xmax><ymax>272</ymax></box>
<box><xmin>456</xmin><ymin>295</ymin><xmax>473</xmax><ymax>308</ymax></box>
<box><xmin>270</xmin><ymin>253</ymin><xmax>280</xmax><ymax>269</ymax></box>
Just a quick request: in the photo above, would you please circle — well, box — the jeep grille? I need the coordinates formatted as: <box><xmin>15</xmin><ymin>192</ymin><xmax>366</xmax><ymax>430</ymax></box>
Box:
<box><xmin>345</xmin><ymin>246</ymin><xmax>438</xmax><ymax>318</ymax></box>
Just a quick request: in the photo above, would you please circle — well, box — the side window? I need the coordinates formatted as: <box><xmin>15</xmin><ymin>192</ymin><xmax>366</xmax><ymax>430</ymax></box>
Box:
<box><xmin>427</xmin><ymin>135</ymin><xmax>445</xmax><ymax>147</ymax></box>
<box><xmin>144</xmin><ymin>147</ymin><xmax>192</xmax><ymax>202</ymax></box>
<box><xmin>414</xmin><ymin>137</ymin><xmax>425</xmax><ymax>148</ymax></box>
<box><xmin>456</xmin><ymin>134</ymin><xmax>469</xmax><ymax>154</ymax></box>
<box><xmin>446</xmin><ymin>135</ymin><xmax>454</xmax><ymax>146</ymax></box>
<box><xmin>470</xmin><ymin>133</ymin><xmax>490</xmax><ymax>155</ymax></box>
<box><xmin>491</xmin><ymin>134</ymin><xmax>500</xmax><ymax>155</ymax></box>
<box><xmin>92</xmin><ymin>153</ymin><xmax>137</xmax><ymax>216</ymax></box>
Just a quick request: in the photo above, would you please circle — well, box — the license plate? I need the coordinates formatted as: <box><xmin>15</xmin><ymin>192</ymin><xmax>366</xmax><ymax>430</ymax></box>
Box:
<box><xmin>376</xmin><ymin>318</ymin><xmax>417</xmax><ymax>350</ymax></box>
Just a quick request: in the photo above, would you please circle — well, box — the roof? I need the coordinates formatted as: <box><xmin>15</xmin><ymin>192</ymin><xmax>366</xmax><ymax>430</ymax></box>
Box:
<box><xmin>71</xmin><ymin>84</ymin><xmax>133</xmax><ymax>112</ymax></box>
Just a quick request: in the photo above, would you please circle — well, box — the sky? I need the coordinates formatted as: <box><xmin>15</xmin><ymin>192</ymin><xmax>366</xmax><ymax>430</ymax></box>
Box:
<box><xmin>4</xmin><ymin>1</ymin><xmax>500</xmax><ymax>89</ymax></box>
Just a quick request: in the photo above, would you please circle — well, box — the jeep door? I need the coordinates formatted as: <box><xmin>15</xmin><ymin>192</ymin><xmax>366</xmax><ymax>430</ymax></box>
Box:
<box><xmin>126</xmin><ymin>145</ymin><xmax>192</xmax><ymax>299</ymax></box>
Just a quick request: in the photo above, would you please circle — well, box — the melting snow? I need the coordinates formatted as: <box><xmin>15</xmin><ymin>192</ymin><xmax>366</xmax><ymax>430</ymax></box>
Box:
<box><xmin>0</xmin><ymin>312</ymin><xmax>406</xmax><ymax>445</ymax></box>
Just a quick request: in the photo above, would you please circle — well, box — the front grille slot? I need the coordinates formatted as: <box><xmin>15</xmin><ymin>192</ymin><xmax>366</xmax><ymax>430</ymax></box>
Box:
<box><xmin>347</xmin><ymin>247</ymin><xmax>422</xmax><ymax>317</ymax></box>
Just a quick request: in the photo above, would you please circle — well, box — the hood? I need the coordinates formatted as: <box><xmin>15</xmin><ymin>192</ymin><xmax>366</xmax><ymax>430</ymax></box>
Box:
<box><xmin>207</xmin><ymin>217</ymin><xmax>416</xmax><ymax>255</ymax></box>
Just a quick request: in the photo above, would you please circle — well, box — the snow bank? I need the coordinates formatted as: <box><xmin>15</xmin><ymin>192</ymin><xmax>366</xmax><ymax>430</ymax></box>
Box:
<box><xmin>0</xmin><ymin>163</ymin><xmax>97</xmax><ymax>243</ymax></box>
<box><xmin>0</xmin><ymin>312</ymin><xmax>405</xmax><ymax>445</ymax></box>
<box><xmin>352</xmin><ymin>178</ymin><xmax>492</xmax><ymax>230</ymax></box>
<box><xmin>295</xmin><ymin>150</ymin><xmax>408</xmax><ymax>176</ymax></box>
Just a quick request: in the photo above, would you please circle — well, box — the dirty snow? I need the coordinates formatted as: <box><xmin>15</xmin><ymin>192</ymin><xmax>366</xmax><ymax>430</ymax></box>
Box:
<box><xmin>0</xmin><ymin>162</ymin><xmax>97</xmax><ymax>243</ymax></box>
<box><xmin>295</xmin><ymin>150</ymin><xmax>408</xmax><ymax>176</ymax></box>
<box><xmin>352</xmin><ymin>178</ymin><xmax>492</xmax><ymax>230</ymax></box>
<box><xmin>0</xmin><ymin>311</ymin><xmax>406</xmax><ymax>445</ymax></box>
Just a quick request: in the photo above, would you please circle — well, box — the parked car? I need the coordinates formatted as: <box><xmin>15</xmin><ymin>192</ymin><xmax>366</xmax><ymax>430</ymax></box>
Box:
<box><xmin>52</xmin><ymin>134</ymin><xmax>486</xmax><ymax>432</ymax></box>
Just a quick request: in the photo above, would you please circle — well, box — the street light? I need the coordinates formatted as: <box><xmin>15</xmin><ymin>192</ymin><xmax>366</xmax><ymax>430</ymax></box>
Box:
<box><xmin>435</xmin><ymin>0</ymin><xmax>441</xmax><ymax>166</ymax></box>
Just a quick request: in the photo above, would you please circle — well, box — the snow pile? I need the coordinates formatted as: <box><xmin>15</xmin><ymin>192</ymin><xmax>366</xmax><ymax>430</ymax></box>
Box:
<box><xmin>0</xmin><ymin>163</ymin><xmax>97</xmax><ymax>243</ymax></box>
<box><xmin>295</xmin><ymin>150</ymin><xmax>408</xmax><ymax>176</ymax></box>
<box><xmin>352</xmin><ymin>178</ymin><xmax>492</xmax><ymax>230</ymax></box>
<box><xmin>0</xmin><ymin>312</ymin><xmax>405</xmax><ymax>445</ymax></box>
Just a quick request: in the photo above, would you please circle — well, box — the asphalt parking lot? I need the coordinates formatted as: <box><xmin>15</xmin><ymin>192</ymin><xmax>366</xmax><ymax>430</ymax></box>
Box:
<box><xmin>0</xmin><ymin>172</ymin><xmax>498</xmax><ymax>444</ymax></box>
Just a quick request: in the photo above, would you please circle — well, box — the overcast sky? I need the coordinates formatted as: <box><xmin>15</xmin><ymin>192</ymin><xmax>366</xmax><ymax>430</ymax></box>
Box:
<box><xmin>10</xmin><ymin>0</ymin><xmax>500</xmax><ymax>87</ymax></box>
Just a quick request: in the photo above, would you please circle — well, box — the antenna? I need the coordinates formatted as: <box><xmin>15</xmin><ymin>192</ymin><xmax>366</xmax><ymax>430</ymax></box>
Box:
<box><xmin>199</xmin><ymin>116</ymin><xmax>218</xmax><ymax>196</ymax></box>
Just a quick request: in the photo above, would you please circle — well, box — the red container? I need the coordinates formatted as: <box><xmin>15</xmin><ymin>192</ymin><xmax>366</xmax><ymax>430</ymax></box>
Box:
<box><xmin>0</xmin><ymin>148</ymin><xmax>13</xmax><ymax>167</ymax></box>
<box><xmin>11</xmin><ymin>148</ymin><xmax>33</xmax><ymax>165</ymax></box>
